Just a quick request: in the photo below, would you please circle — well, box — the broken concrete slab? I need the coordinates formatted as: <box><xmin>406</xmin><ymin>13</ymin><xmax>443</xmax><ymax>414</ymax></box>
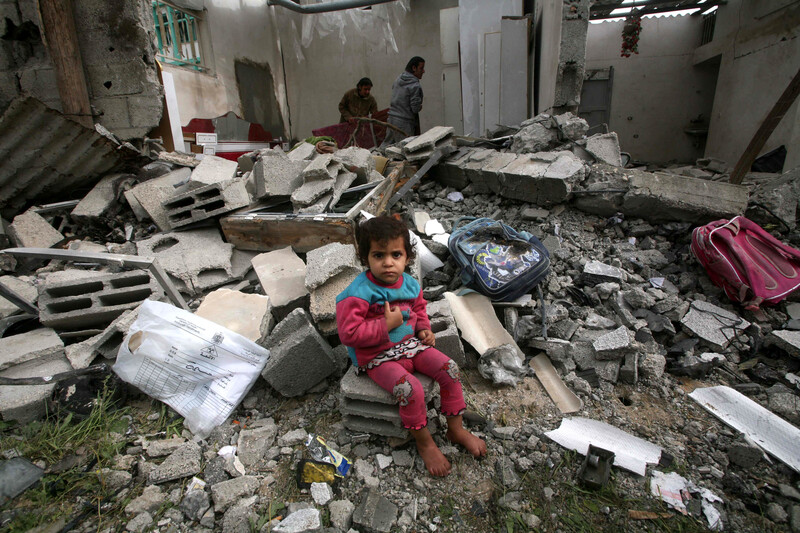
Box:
<box><xmin>584</xmin><ymin>132</ymin><xmax>621</xmax><ymax>166</ymax></box>
<box><xmin>291</xmin><ymin>178</ymin><xmax>334</xmax><ymax>208</ymax></box>
<box><xmin>210</xmin><ymin>475</ymin><xmax>260</xmax><ymax>513</ymax></box>
<box><xmin>0</xmin><ymin>275</ymin><xmax>37</xmax><ymax>319</ymax></box>
<box><xmin>332</xmin><ymin>147</ymin><xmax>375</xmax><ymax>182</ymax></box>
<box><xmin>592</xmin><ymin>326</ymin><xmax>631</xmax><ymax>360</ymax></box>
<box><xmin>70</xmin><ymin>173</ymin><xmax>128</xmax><ymax>221</ymax></box>
<box><xmin>262</xmin><ymin>309</ymin><xmax>337</xmax><ymax>397</ymax></box>
<box><xmin>403</xmin><ymin>126</ymin><xmax>456</xmax><ymax>162</ymax></box>
<box><xmin>253</xmin><ymin>149</ymin><xmax>307</xmax><ymax>199</ymax></box>
<box><xmin>309</xmin><ymin>269</ymin><xmax>361</xmax><ymax>323</ymax></box>
<box><xmin>251</xmin><ymin>247</ymin><xmax>308</xmax><ymax>315</ymax></box>
<box><xmin>124</xmin><ymin>168</ymin><xmax>192</xmax><ymax>231</ymax></box>
<box><xmin>301</xmin><ymin>154</ymin><xmax>342</xmax><ymax>182</ymax></box>
<box><xmin>582</xmin><ymin>260</ymin><xmax>626</xmax><ymax>285</ymax></box>
<box><xmin>0</xmin><ymin>353</ymin><xmax>72</xmax><ymax>423</ymax></box>
<box><xmin>196</xmin><ymin>288</ymin><xmax>274</xmax><ymax>344</ymax></box>
<box><xmin>0</xmin><ymin>328</ymin><xmax>64</xmax><ymax>371</ymax></box>
<box><xmin>352</xmin><ymin>488</ymin><xmax>398</xmax><ymax>533</ymax></box>
<box><xmin>148</xmin><ymin>441</ymin><xmax>202</xmax><ymax>484</ymax></box>
<box><xmin>491</xmin><ymin>152</ymin><xmax>578</xmax><ymax>205</ymax></box>
<box><xmin>431</xmin><ymin>147</ymin><xmax>475</xmax><ymax>189</ymax></box>
<box><xmin>163</xmin><ymin>179</ymin><xmax>250</xmax><ymax>230</ymax></box>
<box><xmin>680</xmin><ymin>300</ymin><xmax>751</xmax><ymax>351</ymax></box>
<box><xmin>287</xmin><ymin>142</ymin><xmax>316</xmax><ymax>161</ymax></box>
<box><xmin>766</xmin><ymin>329</ymin><xmax>800</xmax><ymax>357</ymax></box>
<box><xmin>37</xmin><ymin>270</ymin><xmax>162</xmax><ymax>330</ymax></box>
<box><xmin>236</xmin><ymin>422</ymin><xmax>278</xmax><ymax>472</ymax></box>
<box><xmin>136</xmin><ymin>228</ymin><xmax>234</xmax><ymax>296</ymax></box>
<box><xmin>188</xmin><ymin>155</ymin><xmax>238</xmax><ymax>186</ymax></box>
<box><xmin>305</xmin><ymin>242</ymin><xmax>362</xmax><ymax>292</ymax></box>
<box><xmin>9</xmin><ymin>209</ymin><xmax>63</xmax><ymax>248</ymax></box>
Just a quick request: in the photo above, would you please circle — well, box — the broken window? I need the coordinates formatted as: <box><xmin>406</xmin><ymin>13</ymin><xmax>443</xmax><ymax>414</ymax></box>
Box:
<box><xmin>151</xmin><ymin>1</ymin><xmax>206</xmax><ymax>71</ymax></box>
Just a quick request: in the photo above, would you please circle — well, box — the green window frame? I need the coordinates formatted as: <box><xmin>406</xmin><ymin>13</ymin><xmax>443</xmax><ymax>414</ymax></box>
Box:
<box><xmin>152</xmin><ymin>1</ymin><xmax>205</xmax><ymax>71</ymax></box>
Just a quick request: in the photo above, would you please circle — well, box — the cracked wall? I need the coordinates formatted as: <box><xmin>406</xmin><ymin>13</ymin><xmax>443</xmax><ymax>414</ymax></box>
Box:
<box><xmin>0</xmin><ymin>0</ymin><xmax>162</xmax><ymax>140</ymax></box>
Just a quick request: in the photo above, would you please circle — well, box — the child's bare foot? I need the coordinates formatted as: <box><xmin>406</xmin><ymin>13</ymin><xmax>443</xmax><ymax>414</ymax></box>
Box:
<box><xmin>411</xmin><ymin>428</ymin><xmax>451</xmax><ymax>476</ymax></box>
<box><xmin>446</xmin><ymin>416</ymin><xmax>488</xmax><ymax>458</ymax></box>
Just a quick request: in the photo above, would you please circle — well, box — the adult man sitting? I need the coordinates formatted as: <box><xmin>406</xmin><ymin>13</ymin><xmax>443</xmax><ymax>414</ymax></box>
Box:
<box><xmin>339</xmin><ymin>77</ymin><xmax>378</xmax><ymax>124</ymax></box>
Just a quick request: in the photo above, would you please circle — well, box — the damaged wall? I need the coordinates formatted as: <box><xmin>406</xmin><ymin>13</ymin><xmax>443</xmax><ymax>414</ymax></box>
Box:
<box><xmin>164</xmin><ymin>0</ymin><xmax>289</xmax><ymax>140</ymax></box>
<box><xmin>0</xmin><ymin>0</ymin><xmax>163</xmax><ymax>140</ymax></box>
<box><xmin>697</xmin><ymin>0</ymin><xmax>800</xmax><ymax>170</ymax></box>
<box><xmin>585</xmin><ymin>15</ymin><xmax>718</xmax><ymax>164</ymax></box>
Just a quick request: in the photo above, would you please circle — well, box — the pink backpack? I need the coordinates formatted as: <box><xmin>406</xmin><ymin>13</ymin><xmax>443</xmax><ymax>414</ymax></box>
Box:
<box><xmin>691</xmin><ymin>216</ymin><xmax>800</xmax><ymax>310</ymax></box>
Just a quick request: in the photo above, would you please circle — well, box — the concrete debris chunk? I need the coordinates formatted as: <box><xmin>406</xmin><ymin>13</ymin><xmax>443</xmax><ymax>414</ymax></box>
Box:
<box><xmin>309</xmin><ymin>269</ymin><xmax>361</xmax><ymax>323</ymax></box>
<box><xmin>251</xmin><ymin>247</ymin><xmax>309</xmax><ymax>314</ymax></box>
<box><xmin>291</xmin><ymin>178</ymin><xmax>334</xmax><ymax>208</ymax></box>
<box><xmin>37</xmin><ymin>270</ymin><xmax>162</xmax><ymax>330</ymax></box>
<box><xmin>583</xmin><ymin>260</ymin><xmax>626</xmax><ymax>285</ymax></box>
<box><xmin>766</xmin><ymin>329</ymin><xmax>800</xmax><ymax>357</ymax></box>
<box><xmin>70</xmin><ymin>173</ymin><xmax>129</xmax><ymax>221</ymax></box>
<box><xmin>196</xmin><ymin>288</ymin><xmax>274</xmax><ymax>344</ymax></box>
<box><xmin>262</xmin><ymin>309</ymin><xmax>336</xmax><ymax>397</ymax></box>
<box><xmin>584</xmin><ymin>132</ymin><xmax>621</xmax><ymax>166</ymax></box>
<box><xmin>426</xmin><ymin>299</ymin><xmax>467</xmax><ymax>368</ymax></box>
<box><xmin>403</xmin><ymin>126</ymin><xmax>456</xmax><ymax>162</ymax></box>
<box><xmin>136</xmin><ymin>228</ymin><xmax>234</xmax><ymax>295</ymax></box>
<box><xmin>0</xmin><ymin>328</ymin><xmax>63</xmax><ymax>371</ymax></box>
<box><xmin>592</xmin><ymin>326</ymin><xmax>631</xmax><ymax>360</ymax></box>
<box><xmin>236</xmin><ymin>422</ymin><xmax>278</xmax><ymax>472</ymax></box>
<box><xmin>124</xmin><ymin>168</ymin><xmax>192</xmax><ymax>231</ymax></box>
<box><xmin>9</xmin><ymin>208</ymin><xmax>63</xmax><ymax>248</ymax></box>
<box><xmin>273</xmin><ymin>508</ymin><xmax>321</xmax><ymax>533</ymax></box>
<box><xmin>287</xmin><ymin>142</ymin><xmax>316</xmax><ymax>161</ymax></box>
<box><xmin>163</xmin><ymin>179</ymin><xmax>250</xmax><ymax>230</ymax></box>
<box><xmin>305</xmin><ymin>242</ymin><xmax>362</xmax><ymax>292</ymax></box>
<box><xmin>253</xmin><ymin>149</ymin><xmax>307</xmax><ymax>198</ymax></box>
<box><xmin>187</xmin><ymin>155</ymin><xmax>238</xmax><ymax>186</ymax></box>
<box><xmin>0</xmin><ymin>353</ymin><xmax>72</xmax><ymax>423</ymax></box>
<box><xmin>301</xmin><ymin>154</ymin><xmax>343</xmax><ymax>181</ymax></box>
<box><xmin>210</xmin><ymin>475</ymin><xmax>260</xmax><ymax>513</ymax></box>
<box><xmin>332</xmin><ymin>146</ymin><xmax>375</xmax><ymax>181</ymax></box>
<box><xmin>148</xmin><ymin>441</ymin><xmax>202</xmax><ymax>484</ymax></box>
<box><xmin>352</xmin><ymin>488</ymin><xmax>398</xmax><ymax>533</ymax></box>
<box><xmin>0</xmin><ymin>275</ymin><xmax>37</xmax><ymax>319</ymax></box>
<box><xmin>680</xmin><ymin>300</ymin><xmax>751</xmax><ymax>351</ymax></box>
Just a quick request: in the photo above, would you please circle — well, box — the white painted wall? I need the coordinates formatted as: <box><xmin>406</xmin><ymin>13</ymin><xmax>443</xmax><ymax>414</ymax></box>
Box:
<box><xmin>698</xmin><ymin>0</ymin><xmax>800</xmax><ymax>170</ymax></box>
<box><xmin>585</xmin><ymin>15</ymin><xmax>718</xmax><ymax>164</ymax></box>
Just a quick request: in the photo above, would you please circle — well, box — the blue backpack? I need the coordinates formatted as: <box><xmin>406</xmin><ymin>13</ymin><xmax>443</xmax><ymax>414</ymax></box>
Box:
<box><xmin>447</xmin><ymin>217</ymin><xmax>550</xmax><ymax>302</ymax></box>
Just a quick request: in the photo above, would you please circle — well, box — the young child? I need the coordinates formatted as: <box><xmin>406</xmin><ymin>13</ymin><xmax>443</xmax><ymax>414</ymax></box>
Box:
<box><xmin>336</xmin><ymin>216</ymin><xmax>487</xmax><ymax>476</ymax></box>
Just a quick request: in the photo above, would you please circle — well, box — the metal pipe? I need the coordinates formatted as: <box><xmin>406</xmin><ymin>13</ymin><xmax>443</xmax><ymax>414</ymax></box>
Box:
<box><xmin>268</xmin><ymin>0</ymin><xmax>398</xmax><ymax>14</ymax></box>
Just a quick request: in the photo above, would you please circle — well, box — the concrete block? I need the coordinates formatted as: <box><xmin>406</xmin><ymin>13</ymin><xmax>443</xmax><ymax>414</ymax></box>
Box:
<box><xmin>332</xmin><ymin>147</ymin><xmax>374</xmax><ymax>181</ymax></box>
<box><xmin>766</xmin><ymin>329</ymin><xmax>800</xmax><ymax>357</ymax></box>
<box><xmin>0</xmin><ymin>328</ymin><xmax>64</xmax><ymax>371</ymax></box>
<box><xmin>340</xmin><ymin>398</ymin><xmax>404</xmax><ymax>425</ymax></box>
<box><xmin>195</xmin><ymin>288</ymin><xmax>274</xmax><ymax>344</ymax></box>
<box><xmin>592</xmin><ymin>326</ymin><xmax>631</xmax><ymax>360</ymax></box>
<box><xmin>287</xmin><ymin>142</ymin><xmax>316</xmax><ymax>161</ymax></box>
<box><xmin>148</xmin><ymin>441</ymin><xmax>202</xmax><ymax>484</ymax></box>
<box><xmin>251</xmin><ymin>247</ymin><xmax>308</xmax><ymax>312</ymax></box>
<box><xmin>163</xmin><ymin>179</ymin><xmax>249</xmax><ymax>229</ymax></box>
<box><xmin>0</xmin><ymin>275</ymin><xmax>37</xmax><ymax>319</ymax></box>
<box><xmin>262</xmin><ymin>309</ymin><xmax>336</xmax><ymax>397</ymax></box>
<box><xmin>9</xmin><ymin>209</ymin><xmax>63</xmax><ymax>248</ymax></box>
<box><xmin>253</xmin><ymin>150</ymin><xmax>307</xmax><ymax>199</ymax></box>
<box><xmin>623</xmin><ymin>171</ymin><xmax>749</xmax><ymax>224</ymax></box>
<box><xmin>680</xmin><ymin>300</ymin><xmax>750</xmax><ymax>351</ymax></box>
<box><xmin>0</xmin><ymin>354</ymin><xmax>72</xmax><ymax>423</ymax></box>
<box><xmin>340</xmin><ymin>365</ymin><xmax>436</xmax><ymax>405</ymax></box>
<box><xmin>352</xmin><ymin>488</ymin><xmax>398</xmax><ymax>533</ymax></box>
<box><xmin>582</xmin><ymin>260</ymin><xmax>625</xmax><ymax>285</ymax></box>
<box><xmin>291</xmin><ymin>178</ymin><xmax>334</xmax><ymax>207</ymax></box>
<box><xmin>404</xmin><ymin>126</ymin><xmax>454</xmax><ymax>155</ymax></box>
<box><xmin>125</xmin><ymin>168</ymin><xmax>192</xmax><ymax>231</ymax></box>
<box><xmin>301</xmin><ymin>154</ymin><xmax>342</xmax><ymax>181</ymax></box>
<box><xmin>619</xmin><ymin>352</ymin><xmax>638</xmax><ymax>384</ymax></box>
<box><xmin>136</xmin><ymin>228</ymin><xmax>234</xmax><ymax>296</ymax></box>
<box><xmin>585</xmin><ymin>132</ymin><xmax>621</xmax><ymax>166</ymax></box>
<box><xmin>71</xmin><ymin>173</ymin><xmax>128</xmax><ymax>221</ymax></box>
<box><xmin>426</xmin><ymin>300</ymin><xmax>467</xmax><ymax>369</ymax></box>
<box><xmin>310</xmin><ymin>270</ymin><xmax>361</xmax><ymax>322</ymax></box>
<box><xmin>38</xmin><ymin>270</ymin><xmax>163</xmax><ymax>330</ymax></box>
<box><xmin>305</xmin><ymin>242</ymin><xmax>362</xmax><ymax>291</ymax></box>
<box><xmin>431</xmin><ymin>147</ymin><xmax>474</xmax><ymax>188</ymax></box>
<box><xmin>189</xmin><ymin>155</ymin><xmax>238</xmax><ymax>186</ymax></box>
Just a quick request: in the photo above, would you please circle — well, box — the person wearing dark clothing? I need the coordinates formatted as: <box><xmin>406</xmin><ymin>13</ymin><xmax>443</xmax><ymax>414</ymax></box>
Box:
<box><xmin>339</xmin><ymin>77</ymin><xmax>378</xmax><ymax>123</ymax></box>
<box><xmin>382</xmin><ymin>57</ymin><xmax>425</xmax><ymax>147</ymax></box>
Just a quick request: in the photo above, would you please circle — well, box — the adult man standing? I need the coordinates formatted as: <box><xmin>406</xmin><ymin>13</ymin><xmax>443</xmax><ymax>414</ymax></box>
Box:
<box><xmin>383</xmin><ymin>56</ymin><xmax>425</xmax><ymax>146</ymax></box>
<box><xmin>339</xmin><ymin>77</ymin><xmax>378</xmax><ymax>124</ymax></box>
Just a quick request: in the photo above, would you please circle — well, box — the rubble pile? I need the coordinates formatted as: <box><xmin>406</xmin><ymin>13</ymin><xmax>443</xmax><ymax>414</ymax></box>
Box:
<box><xmin>1</xmin><ymin>112</ymin><xmax>800</xmax><ymax>532</ymax></box>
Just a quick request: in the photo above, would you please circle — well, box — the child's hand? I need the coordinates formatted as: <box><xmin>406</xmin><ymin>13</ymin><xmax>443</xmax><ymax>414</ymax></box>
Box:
<box><xmin>384</xmin><ymin>302</ymin><xmax>403</xmax><ymax>330</ymax></box>
<box><xmin>418</xmin><ymin>329</ymin><xmax>435</xmax><ymax>346</ymax></box>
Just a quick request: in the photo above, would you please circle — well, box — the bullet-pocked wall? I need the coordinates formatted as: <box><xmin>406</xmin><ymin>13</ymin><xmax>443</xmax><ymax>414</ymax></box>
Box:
<box><xmin>273</xmin><ymin>0</ymin><xmax>457</xmax><ymax>141</ymax></box>
<box><xmin>0</xmin><ymin>0</ymin><xmax>163</xmax><ymax>139</ymax></box>
<box><xmin>698</xmin><ymin>0</ymin><xmax>800</xmax><ymax>171</ymax></box>
<box><xmin>584</xmin><ymin>14</ymin><xmax>718</xmax><ymax>164</ymax></box>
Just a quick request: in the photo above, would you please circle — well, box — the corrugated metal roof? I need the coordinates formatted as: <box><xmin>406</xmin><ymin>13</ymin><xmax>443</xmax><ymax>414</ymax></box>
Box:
<box><xmin>0</xmin><ymin>96</ymin><xmax>126</xmax><ymax>217</ymax></box>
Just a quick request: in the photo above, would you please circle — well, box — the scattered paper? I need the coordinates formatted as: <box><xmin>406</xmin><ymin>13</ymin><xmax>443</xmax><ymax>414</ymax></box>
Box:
<box><xmin>545</xmin><ymin>417</ymin><xmax>662</xmax><ymax>476</ymax></box>
<box><xmin>424</xmin><ymin>219</ymin><xmax>446</xmax><ymax>236</ymax></box>
<box><xmin>650</xmin><ymin>470</ymin><xmax>723</xmax><ymax>530</ymax></box>
<box><xmin>689</xmin><ymin>386</ymin><xmax>800</xmax><ymax>473</ymax></box>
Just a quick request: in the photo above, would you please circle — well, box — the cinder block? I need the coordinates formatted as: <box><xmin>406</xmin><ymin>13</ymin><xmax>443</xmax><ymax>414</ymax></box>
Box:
<box><xmin>163</xmin><ymin>179</ymin><xmax>249</xmax><ymax>229</ymax></box>
<box><xmin>0</xmin><ymin>354</ymin><xmax>72</xmax><ymax>423</ymax></box>
<box><xmin>125</xmin><ymin>168</ymin><xmax>192</xmax><ymax>231</ymax></box>
<box><xmin>262</xmin><ymin>309</ymin><xmax>337</xmax><ymax>397</ymax></box>
<box><xmin>0</xmin><ymin>328</ymin><xmax>64</xmax><ymax>371</ymax></box>
<box><xmin>426</xmin><ymin>299</ymin><xmax>467</xmax><ymax>369</ymax></box>
<box><xmin>9</xmin><ymin>209</ymin><xmax>63</xmax><ymax>248</ymax></box>
<box><xmin>38</xmin><ymin>270</ymin><xmax>163</xmax><ymax>330</ymax></box>
<box><xmin>343</xmin><ymin>414</ymin><xmax>407</xmax><ymax>439</ymax></box>
<box><xmin>310</xmin><ymin>270</ymin><xmax>361</xmax><ymax>323</ymax></box>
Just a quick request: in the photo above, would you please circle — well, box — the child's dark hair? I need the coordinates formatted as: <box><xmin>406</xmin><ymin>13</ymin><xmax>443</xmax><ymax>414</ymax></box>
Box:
<box><xmin>356</xmin><ymin>216</ymin><xmax>416</xmax><ymax>266</ymax></box>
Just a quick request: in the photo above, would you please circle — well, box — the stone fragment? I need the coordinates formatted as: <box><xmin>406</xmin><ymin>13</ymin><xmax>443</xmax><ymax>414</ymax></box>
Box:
<box><xmin>71</xmin><ymin>173</ymin><xmax>127</xmax><ymax>221</ymax></box>
<box><xmin>180</xmin><ymin>489</ymin><xmax>210</xmax><ymax>521</ymax></box>
<box><xmin>352</xmin><ymin>488</ymin><xmax>398</xmax><ymax>533</ymax></box>
<box><xmin>9</xmin><ymin>209</ymin><xmax>63</xmax><ymax>248</ymax></box>
<box><xmin>237</xmin><ymin>423</ymin><xmax>278</xmax><ymax>472</ymax></box>
<box><xmin>210</xmin><ymin>475</ymin><xmax>260</xmax><ymax>513</ymax></box>
<box><xmin>638</xmin><ymin>351</ymin><xmax>666</xmax><ymax>380</ymax></box>
<box><xmin>253</xmin><ymin>149</ymin><xmax>307</xmax><ymax>198</ymax></box>
<box><xmin>188</xmin><ymin>155</ymin><xmax>238</xmax><ymax>186</ymax></box>
<box><xmin>592</xmin><ymin>326</ymin><xmax>630</xmax><ymax>359</ymax></box>
<box><xmin>222</xmin><ymin>500</ymin><xmax>258</xmax><ymax>533</ymax></box>
<box><xmin>766</xmin><ymin>329</ymin><xmax>800</xmax><ymax>357</ymax></box>
<box><xmin>332</xmin><ymin>146</ymin><xmax>375</xmax><ymax>181</ymax></box>
<box><xmin>148</xmin><ymin>441</ymin><xmax>202</xmax><ymax>484</ymax></box>
<box><xmin>0</xmin><ymin>328</ymin><xmax>63</xmax><ymax>371</ymax></box>
<box><xmin>145</xmin><ymin>437</ymin><xmax>186</xmax><ymax>458</ymax></box>
<box><xmin>274</xmin><ymin>508</ymin><xmax>321</xmax><ymax>533</ymax></box>
<box><xmin>584</xmin><ymin>313</ymin><xmax>617</xmax><ymax>330</ymax></box>
<box><xmin>585</xmin><ymin>132</ymin><xmax>621</xmax><ymax>166</ymax></box>
<box><xmin>305</xmin><ymin>242</ymin><xmax>362</xmax><ymax>292</ymax></box>
<box><xmin>125</xmin><ymin>485</ymin><xmax>165</xmax><ymax>515</ymax></box>
<box><xmin>583</xmin><ymin>261</ymin><xmax>625</xmax><ymax>285</ymax></box>
<box><xmin>727</xmin><ymin>439</ymin><xmax>762</xmax><ymax>469</ymax></box>
<box><xmin>262</xmin><ymin>309</ymin><xmax>336</xmax><ymax>397</ymax></box>
<box><xmin>251</xmin><ymin>247</ymin><xmax>309</xmax><ymax>314</ymax></box>
<box><xmin>126</xmin><ymin>512</ymin><xmax>153</xmax><ymax>532</ymax></box>
<box><xmin>680</xmin><ymin>300</ymin><xmax>750</xmax><ymax>351</ymax></box>
<box><xmin>287</xmin><ymin>142</ymin><xmax>316</xmax><ymax>161</ymax></box>
<box><xmin>311</xmin><ymin>482</ymin><xmax>333</xmax><ymax>505</ymax></box>
<box><xmin>291</xmin><ymin>178</ymin><xmax>334</xmax><ymax>207</ymax></box>
<box><xmin>125</xmin><ymin>168</ymin><xmax>192</xmax><ymax>231</ymax></box>
<box><xmin>328</xmin><ymin>499</ymin><xmax>355</xmax><ymax>531</ymax></box>
<box><xmin>619</xmin><ymin>352</ymin><xmax>638</xmax><ymax>384</ymax></box>
<box><xmin>521</xmin><ymin>206</ymin><xmax>550</xmax><ymax>221</ymax></box>
<box><xmin>196</xmin><ymin>288</ymin><xmax>273</xmax><ymax>344</ymax></box>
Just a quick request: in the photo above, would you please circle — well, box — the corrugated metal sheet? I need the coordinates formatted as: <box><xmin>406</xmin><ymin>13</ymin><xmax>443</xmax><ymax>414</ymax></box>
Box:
<box><xmin>0</xmin><ymin>96</ymin><xmax>126</xmax><ymax>217</ymax></box>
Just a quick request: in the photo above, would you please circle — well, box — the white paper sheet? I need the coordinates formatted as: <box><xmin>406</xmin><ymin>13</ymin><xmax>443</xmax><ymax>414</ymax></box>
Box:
<box><xmin>689</xmin><ymin>385</ymin><xmax>800</xmax><ymax>473</ymax></box>
<box><xmin>545</xmin><ymin>417</ymin><xmax>662</xmax><ymax>476</ymax></box>
<box><xmin>650</xmin><ymin>470</ymin><xmax>723</xmax><ymax>530</ymax></box>
<box><xmin>113</xmin><ymin>300</ymin><xmax>270</xmax><ymax>438</ymax></box>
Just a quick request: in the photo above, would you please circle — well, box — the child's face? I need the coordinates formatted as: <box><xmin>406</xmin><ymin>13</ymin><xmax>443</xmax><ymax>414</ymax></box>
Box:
<box><xmin>367</xmin><ymin>236</ymin><xmax>408</xmax><ymax>285</ymax></box>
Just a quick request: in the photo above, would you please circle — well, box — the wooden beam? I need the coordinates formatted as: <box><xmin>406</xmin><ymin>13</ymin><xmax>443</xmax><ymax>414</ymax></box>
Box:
<box><xmin>730</xmin><ymin>66</ymin><xmax>800</xmax><ymax>185</ymax></box>
<box><xmin>37</xmin><ymin>0</ymin><xmax>93</xmax><ymax>128</ymax></box>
